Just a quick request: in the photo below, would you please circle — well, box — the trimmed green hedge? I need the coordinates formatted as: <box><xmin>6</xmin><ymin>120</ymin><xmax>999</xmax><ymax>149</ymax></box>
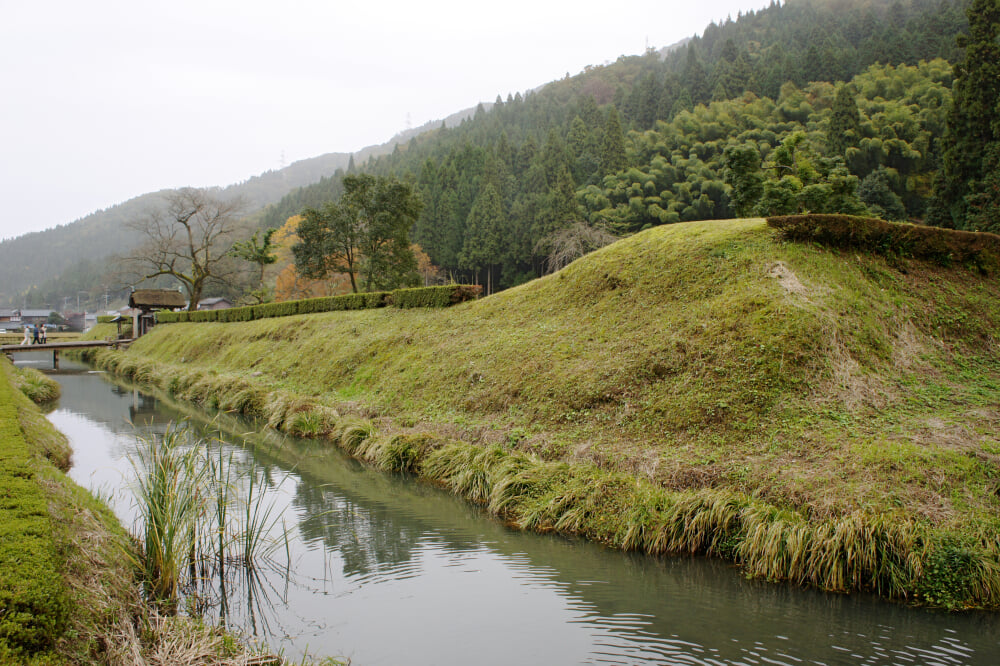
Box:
<box><xmin>393</xmin><ymin>284</ymin><xmax>482</xmax><ymax>308</ymax></box>
<box><xmin>295</xmin><ymin>291</ymin><xmax>390</xmax><ymax>314</ymax></box>
<box><xmin>0</xmin><ymin>366</ymin><xmax>68</xmax><ymax>656</ymax></box>
<box><xmin>155</xmin><ymin>285</ymin><xmax>480</xmax><ymax>324</ymax></box>
<box><xmin>767</xmin><ymin>214</ymin><xmax>1000</xmax><ymax>273</ymax></box>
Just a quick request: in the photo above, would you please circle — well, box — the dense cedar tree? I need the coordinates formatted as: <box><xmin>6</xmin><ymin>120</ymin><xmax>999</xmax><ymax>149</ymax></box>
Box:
<box><xmin>929</xmin><ymin>0</ymin><xmax>1000</xmax><ymax>233</ymax></box>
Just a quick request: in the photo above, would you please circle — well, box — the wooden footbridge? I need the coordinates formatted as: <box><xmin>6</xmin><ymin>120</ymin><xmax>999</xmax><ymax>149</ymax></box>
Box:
<box><xmin>1</xmin><ymin>340</ymin><xmax>132</xmax><ymax>369</ymax></box>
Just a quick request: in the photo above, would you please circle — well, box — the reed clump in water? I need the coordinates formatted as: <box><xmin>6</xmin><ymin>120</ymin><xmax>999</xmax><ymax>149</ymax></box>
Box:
<box><xmin>128</xmin><ymin>423</ymin><xmax>289</xmax><ymax>612</ymax></box>
<box><xmin>131</xmin><ymin>424</ymin><xmax>205</xmax><ymax>608</ymax></box>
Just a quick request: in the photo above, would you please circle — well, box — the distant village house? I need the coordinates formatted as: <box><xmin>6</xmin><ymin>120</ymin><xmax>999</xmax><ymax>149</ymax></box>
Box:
<box><xmin>0</xmin><ymin>308</ymin><xmax>21</xmax><ymax>332</ymax></box>
<box><xmin>197</xmin><ymin>297</ymin><xmax>232</xmax><ymax>311</ymax></box>
<box><xmin>18</xmin><ymin>309</ymin><xmax>54</xmax><ymax>326</ymax></box>
<box><xmin>63</xmin><ymin>312</ymin><xmax>95</xmax><ymax>332</ymax></box>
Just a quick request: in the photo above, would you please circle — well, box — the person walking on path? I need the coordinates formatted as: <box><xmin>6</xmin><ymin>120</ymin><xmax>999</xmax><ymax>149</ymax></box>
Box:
<box><xmin>20</xmin><ymin>324</ymin><xmax>30</xmax><ymax>345</ymax></box>
<box><xmin>31</xmin><ymin>323</ymin><xmax>40</xmax><ymax>345</ymax></box>
<box><xmin>39</xmin><ymin>323</ymin><xmax>47</xmax><ymax>344</ymax></box>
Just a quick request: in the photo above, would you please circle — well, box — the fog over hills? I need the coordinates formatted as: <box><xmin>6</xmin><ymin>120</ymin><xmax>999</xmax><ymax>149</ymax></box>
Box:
<box><xmin>0</xmin><ymin>0</ymin><xmax>976</xmax><ymax>308</ymax></box>
<box><xmin>0</xmin><ymin>106</ymin><xmax>482</xmax><ymax>305</ymax></box>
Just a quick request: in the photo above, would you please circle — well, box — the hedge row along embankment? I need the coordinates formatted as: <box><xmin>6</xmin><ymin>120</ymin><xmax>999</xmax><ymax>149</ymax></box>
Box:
<box><xmin>149</xmin><ymin>284</ymin><xmax>482</xmax><ymax>324</ymax></box>
<box><xmin>0</xmin><ymin>363</ymin><xmax>68</xmax><ymax>658</ymax></box>
<box><xmin>767</xmin><ymin>214</ymin><xmax>1000</xmax><ymax>273</ymax></box>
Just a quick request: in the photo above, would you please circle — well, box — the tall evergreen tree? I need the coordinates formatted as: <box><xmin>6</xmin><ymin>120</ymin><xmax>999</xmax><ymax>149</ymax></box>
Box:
<box><xmin>928</xmin><ymin>0</ymin><xmax>1000</xmax><ymax>231</ymax></box>
<box><xmin>827</xmin><ymin>84</ymin><xmax>862</xmax><ymax>158</ymax></box>
<box><xmin>515</xmin><ymin>135</ymin><xmax>538</xmax><ymax>177</ymax></box>
<box><xmin>636</xmin><ymin>72</ymin><xmax>662</xmax><ymax>128</ymax></box>
<box><xmin>600</xmin><ymin>107</ymin><xmax>628</xmax><ymax>175</ymax></box>
<box><xmin>577</xmin><ymin>94</ymin><xmax>602</xmax><ymax>128</ymax></box>
<box><xmin>547</xmin><ymin>166</ymin><xmax>582</xmax><ymax>232</ymax></box>
<box><xmin>657</xmin><ymin>73</ymin><xmax>682</xmax><ymax>120</ymax></box>
<box><xmin>567</xmin><ymin>116</ymin><xmax>599</xmax><ymax>185</ymax></box>
<box><xmin>414</xmin><ymin>160</ymin><xmax>439</xmax><ymax>250</ymax></box>
<box><xmin>541</xmin><ymin>128</ymin><xmax>571</xmax><ymax>187</ymax></box>
<box><xmin>460</xmin><ymin>184</ymin><xmax>503</xmax><ymax>293</ymax></box>
<box><xmin>683</xmin><ymin>44</ymin><xmax>711</xmax><ymax>105</ymax></box>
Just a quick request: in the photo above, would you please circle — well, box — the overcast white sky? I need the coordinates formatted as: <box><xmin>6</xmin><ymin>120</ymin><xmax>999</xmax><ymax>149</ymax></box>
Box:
<box><xmin>0</xmin><ymin>0</ymin><xmax>769</xmax><ymax>241</ymax></box>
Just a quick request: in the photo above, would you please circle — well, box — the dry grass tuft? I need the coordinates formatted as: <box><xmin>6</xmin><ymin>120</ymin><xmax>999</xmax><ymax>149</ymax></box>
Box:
<box><xmin>768</xmin><ymin>261</ymin><xmax>809</xmax><ymax>299</ymax></box>
<box><xmin>825</xmin><ymin>331</ymin><xmax>893</xmax><ymax>411</ymax></box>
<box><xmin>891</xmin><ymin>319</ymin><xmax>931</xmax><ymax>370</ymax></box>
<box><xmin>106</xmin><ymin>613</ymin><xmax>280</xmax><ymax>666</ymax></box>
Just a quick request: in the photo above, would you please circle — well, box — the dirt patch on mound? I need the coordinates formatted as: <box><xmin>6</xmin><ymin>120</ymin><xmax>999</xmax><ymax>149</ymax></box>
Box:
<box><xmin>827</xmin><ymin>333</ymin><xmax>894</xmax><ymax>411</ymax></box>
<box><xmin>892</xmin><ymin>320</ymin><xmax>935</xmax><ymax>370</ymax></box>
<box><xmin>768</xmin><ymin>261</ymin><xmax>808</xmax><ymax>298</ymax></box>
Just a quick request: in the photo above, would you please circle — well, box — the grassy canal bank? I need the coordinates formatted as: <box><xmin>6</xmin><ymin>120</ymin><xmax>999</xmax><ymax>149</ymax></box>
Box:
<box><xmin>81</xmin><ymin>217</ymin><xmax>1000</xmax><ymax>609</ymax></box>
<box><xmin>0</xmin><ymin>360</ymin><xmax>312</xmax><ymax>664</ymax></box>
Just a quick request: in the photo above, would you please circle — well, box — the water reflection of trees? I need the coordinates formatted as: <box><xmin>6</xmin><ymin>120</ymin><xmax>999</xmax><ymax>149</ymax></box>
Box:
<box><xmin>295</xmin><ymin>480</ymin><xmax>425</xmax><ymax>580</ymax></box>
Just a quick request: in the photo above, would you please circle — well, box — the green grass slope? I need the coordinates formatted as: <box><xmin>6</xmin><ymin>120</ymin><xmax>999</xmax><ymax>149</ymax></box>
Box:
<box><xmin>0</xmin><ymin>362</ymin><xmax>309</xmax><ymax>664</ymax></box>
<box><xmin>0</xmin><ymin>358</ymin><xmax>137</xmax><ymax>664</ymax></box>
<box><xmin>86</xmin><ymin>218</ymin><xmax>1000</xmax><ymax>607</ymax></box>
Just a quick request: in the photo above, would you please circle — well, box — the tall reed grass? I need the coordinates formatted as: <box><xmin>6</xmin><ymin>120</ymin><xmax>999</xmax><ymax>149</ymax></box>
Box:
<box><xmin>127</xmin><ymin>423</ymin><xmax>290</xmax><ymax>613</ymax></box>
<box><xmin>130</xmin><ymin>424</ymin><xmax>204</xmax><ymax>608</ymax></box>
<box><xmin>362</xmin><ymin>431</ymin><xmax>1000</xmax><ymax>608</ymax></box>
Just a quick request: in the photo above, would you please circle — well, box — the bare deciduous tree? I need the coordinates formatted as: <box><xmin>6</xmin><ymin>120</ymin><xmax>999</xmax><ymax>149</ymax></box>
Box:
<box><xmin>536</xmin><ymin>221</ymin><xmax>620</xmax><ymax>274</ymax></box>
<box><xmin>124</xmin><ymin>188</ymin><xmax>246</xmax><ymax>310</ymax></box>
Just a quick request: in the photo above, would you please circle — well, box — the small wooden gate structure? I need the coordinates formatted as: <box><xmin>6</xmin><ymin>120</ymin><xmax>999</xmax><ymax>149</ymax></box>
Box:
<box><xmin>128</xmin><ymin>289</ymin><xmax>186</xmax><ymax>337</ymax></box>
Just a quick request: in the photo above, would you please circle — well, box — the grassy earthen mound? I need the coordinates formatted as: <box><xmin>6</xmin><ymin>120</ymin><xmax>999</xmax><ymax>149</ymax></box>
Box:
<box><xmin>83</xmin><ymin>218</ymin><xmax>1000</xmax><ymax>609</ymax></box>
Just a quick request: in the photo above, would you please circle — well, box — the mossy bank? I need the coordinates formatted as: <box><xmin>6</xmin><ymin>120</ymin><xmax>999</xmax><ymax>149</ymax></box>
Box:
<box><xmin>0</xmin><ymin>359</ymin><xmax>301</xmax><ymax>664</ymax></box>
<box><xmin>82</xmin><ymin>218</ymin><xmax>1000</xmax><ymax>609</ymax></box>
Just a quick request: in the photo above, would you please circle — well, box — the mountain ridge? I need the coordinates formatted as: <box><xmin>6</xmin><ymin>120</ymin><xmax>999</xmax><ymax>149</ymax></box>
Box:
<box><xmin>0</xmin><ymin>105</ymin><xmax>484</xmax><ymax>304</ymax></box>
<box><xmin>1</xmin><ymin>0</ymin><xmax>973</xmax><ymax>307</ymax></box>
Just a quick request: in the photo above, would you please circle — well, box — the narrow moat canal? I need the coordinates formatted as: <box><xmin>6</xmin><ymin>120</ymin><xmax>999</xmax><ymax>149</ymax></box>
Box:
<box><xmin>20</xmin><ymin>353</ymin><xmax>1000</xmax><ymax>665</ymax></box>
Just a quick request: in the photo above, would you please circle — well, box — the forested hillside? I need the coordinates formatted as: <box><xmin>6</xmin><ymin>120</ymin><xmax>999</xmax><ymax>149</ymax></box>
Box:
<box><xmin>258</xmin><ymin>0</ymin><xmax>972</xmax><ymax>291</ymax></box>
<box><xmin>2</xmin><ymin>0</ymin><xmax>979</xmax><ymax>306</ymax></box>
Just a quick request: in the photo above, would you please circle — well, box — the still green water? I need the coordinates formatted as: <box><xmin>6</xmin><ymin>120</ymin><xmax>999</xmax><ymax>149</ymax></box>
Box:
<box><xmin>22</xmin><ymin>353</ymin><xmax>1000</xmax><ymax>665</ymax></box>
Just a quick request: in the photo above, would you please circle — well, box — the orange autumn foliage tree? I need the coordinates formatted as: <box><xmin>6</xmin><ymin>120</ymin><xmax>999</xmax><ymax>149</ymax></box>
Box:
<box><xmin>272</xmin><ymin>215</ymin><xmax>350</xmax><ymax>301</ymax></box>
<box><xmin>413</xmin><ymin>244</ymin><xmax>443</xmax><ymax>286</ymax></box>
<box><xmin>270</xmin><ymin>216</ymin><xmax>444</xmax><ymax>299</ymax></box>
